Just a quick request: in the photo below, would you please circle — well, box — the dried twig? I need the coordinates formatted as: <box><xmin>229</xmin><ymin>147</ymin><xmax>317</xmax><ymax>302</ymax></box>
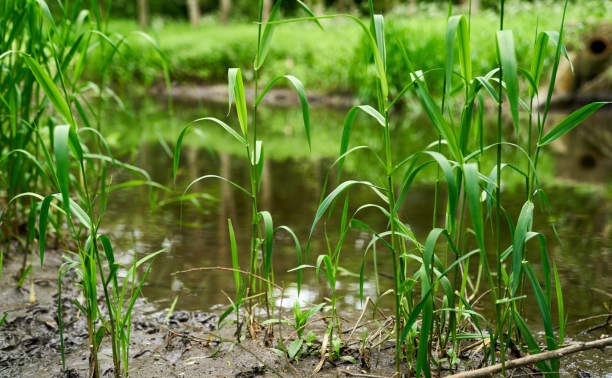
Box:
<box><xmin>447</xmin><ymin>337</ymin><xmax>612</xmax><ymax>378</ymax></box>
<box><xmin>336</xmin><ymin>369</ymin><xmax>391</xmax><ymax>377</ymax></box>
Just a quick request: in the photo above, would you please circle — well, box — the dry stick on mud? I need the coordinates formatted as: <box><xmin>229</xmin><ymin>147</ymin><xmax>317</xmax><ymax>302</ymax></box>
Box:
<box><xmin>447</xmin><ymin>337</ymin><xmax>612</xmax><ymax>378</ymax></box>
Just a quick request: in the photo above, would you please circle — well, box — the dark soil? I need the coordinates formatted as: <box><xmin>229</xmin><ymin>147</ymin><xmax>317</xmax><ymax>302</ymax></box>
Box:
<box><xmin>0</xmin><ymin>249</ymin><xmax>398</xmax><ymax>378</ymax></box>
<box><xmin>1</xmin><ymin>248</ymin><xmax>609</xmax><ymax>378</ymax></box>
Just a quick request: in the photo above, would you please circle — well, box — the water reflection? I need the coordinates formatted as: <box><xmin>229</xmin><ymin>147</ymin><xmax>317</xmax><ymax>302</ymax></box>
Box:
<box><xmin>98</xmin><ymin>100</ymin><xmax>611</xmax><ymax>342</ymax></box>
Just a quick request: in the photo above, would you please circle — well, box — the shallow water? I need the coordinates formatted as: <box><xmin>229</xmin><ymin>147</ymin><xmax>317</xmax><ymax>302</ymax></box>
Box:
<box><xmin>99</xmin><ymin>98</ymin><xmax>612</xmax><ymax>375</ymax></box>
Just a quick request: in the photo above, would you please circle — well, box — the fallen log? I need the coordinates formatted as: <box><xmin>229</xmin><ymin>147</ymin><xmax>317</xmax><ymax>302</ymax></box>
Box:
<box><xmin>447</xmin><ymin>336</ymin><xmax>612</xmax><ymax>378</ymax></box>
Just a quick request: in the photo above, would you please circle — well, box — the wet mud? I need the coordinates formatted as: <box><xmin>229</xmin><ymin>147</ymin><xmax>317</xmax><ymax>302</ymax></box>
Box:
<box><xmin>0</xmin><ymin>249</ymin><xmax>396</xmax><ymax>378</ymax></box>
<box><xmin>1</xmin><ymin>248</ymin><xmax>610</xmax><ymax>377</ymax></box>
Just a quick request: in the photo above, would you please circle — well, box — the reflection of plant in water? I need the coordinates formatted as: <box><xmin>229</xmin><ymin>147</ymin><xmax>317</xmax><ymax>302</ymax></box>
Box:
<box><xmin>173</xmin><ymin>0</ymin><xmax>320</xmax><ymax>341</ymax></box>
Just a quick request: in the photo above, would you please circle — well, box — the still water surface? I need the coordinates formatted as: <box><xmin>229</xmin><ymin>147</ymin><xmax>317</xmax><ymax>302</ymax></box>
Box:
<box><xmin>100</xmin><ymin>99</ymin><xmax>612</xmax><ymax>374</ymax></box>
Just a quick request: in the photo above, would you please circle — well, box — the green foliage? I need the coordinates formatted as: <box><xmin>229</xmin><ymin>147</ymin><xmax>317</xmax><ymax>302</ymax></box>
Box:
<box><xmin>2</xmin><ymin>0</ymin><xmax>606</xmax><ymax>377</ymax></box>
<box><xmin>0</xmin><ymin>1</ymin><xmax>168</xmax><ymax>377</ymax></box>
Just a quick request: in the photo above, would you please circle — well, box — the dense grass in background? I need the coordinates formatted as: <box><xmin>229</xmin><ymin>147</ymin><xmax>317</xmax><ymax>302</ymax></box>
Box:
<box><xmin>92</xmin><ymin>1</ymin><xmax>612</xmax><ymax>101</ymax></box>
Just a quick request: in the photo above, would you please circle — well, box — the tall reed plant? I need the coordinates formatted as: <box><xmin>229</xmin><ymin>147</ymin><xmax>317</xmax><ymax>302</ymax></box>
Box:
<box><xmin>173</xmin><ymin>0</ymin><xmax>320</xmax><ymax>336</ymax></box>
<box><xmin>269</xmin><ymin>0</ymin><xmax>610</xmax><ymax>375</ymax></box>
<box><xmin>0</xmin><ymin>1</ymin><xmax>169</xmax><ymax>377</ymax></box>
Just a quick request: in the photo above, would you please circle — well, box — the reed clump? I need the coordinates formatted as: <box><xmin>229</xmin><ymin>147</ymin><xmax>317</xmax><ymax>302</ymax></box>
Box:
<box><xmin>0</xmin><ymin>1</ymin><xmax>169</xmax><ymax>377</ymax></box>
<box><xmin>173</xmin><ymin>0</ymin><xmax>610</xmax><ymax>376</ymax></box>
<box><xmin>2</xmin><ymin>0</ymin><xmax>610</xmax><ymax>377</ymax></box>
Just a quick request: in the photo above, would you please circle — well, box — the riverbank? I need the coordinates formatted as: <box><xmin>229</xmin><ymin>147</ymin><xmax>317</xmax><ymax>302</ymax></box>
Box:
<box><xmin>90</xmin><ymin>2</ymin><xmax>611</xmax><ymax>102</ymax></box>
<box><xmin>1</xmin><ymin>246</ymin><xmax>611</xmax><ymax>377</ymax></box>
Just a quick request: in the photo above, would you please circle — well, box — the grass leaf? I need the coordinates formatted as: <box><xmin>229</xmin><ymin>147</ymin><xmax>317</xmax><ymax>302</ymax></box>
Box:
<box><xmin>257</xmin><ymin>75</ymin><xmax>311</xmax><ymax>150</ymax></box>
<box><xmin>296</xmin><ymin>0</ymin><xmax>323</xmax><ymax>30</ymax></box>
<box><xmin>228</xmin><ymin>219</ymin><xmax>241</xmax><ymax>299</ymax></box>
<box><xmin>228</xmin><ymin>68</ymin><xmax>248</xmax><ymax>136</ymax></box>
<box><xmin>445</xmin><ymin>15</ymin><xmax>471</xmax><ymax>101</ymax></box>
<box><xmin>497</xmin><ymin>30</ymin><xmax>519</xmax><ymax>135</ymax></box>
<box><xmin>260</xmin><ymin>211</ymin><xmax>274</xmax><ymax>282</ymax></box>
<box><xmin>174</xmin><ymin>117</ymin><xmax>247</xmax><ymax>185</ymax></box>
<box><xmin>338</xmin><ymin>105</ymin><xmax>385</xmax><ymax>182</ymax></box>
<box><xmin>255</xmin><ymin>0</ymin><xmax>283</xmax><ymax>69</ymax></box>
<box><xmin>22</xmin><ymin>54</ymin><xmax>73</xmax><ymax>126</ymax></box>
<box><xmin>511</xmin><ymin>201</ymin><xmax>534</xmax><ymax>296</ymax></box>
<box><xmin>539</xmin><ymin>102</ymin><xmax>610</xmax><ymax>146</ymax></box>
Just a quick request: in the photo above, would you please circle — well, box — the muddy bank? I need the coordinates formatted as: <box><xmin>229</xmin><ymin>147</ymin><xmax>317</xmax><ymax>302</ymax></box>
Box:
<box><xmin>0</xmin><ymin>249</ymin><xmax>396</xmax><ymax>378</ymax></box>
<box><xmin>1</xmin><ymin>248</ymin><xmax>610</xmax><ymax>377</ymax></box>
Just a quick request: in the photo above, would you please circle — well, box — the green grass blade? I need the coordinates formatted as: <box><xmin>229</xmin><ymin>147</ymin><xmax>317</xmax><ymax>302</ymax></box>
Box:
<box><xmin>511</xmin><ymin>201</ymin><xmax>534</xmax><ymax>296</ymax></box>
<box><xmin>544</xmin><ymin>30</ymin><xmax>574</xmax><ymax>75</ymax></box>
<box><xmin>553</xmin><ymin>261</ymin><xmax>565</xmax><ymax>345</ymax></box>
<box><xmin>539</xmin><ymin>102</ymin><xmax>611</xmax><ymax>146</ymax></box>
<box><xmin>53</xmin><ymin>125</ymin><xmax>71</xmax><ymax>216</ymax></box>
<box><xmin>296</xmin><ymin>0</ymin><xmax>323</xmax><ymax>30</ymax></box>
<box><xmin>416</xmin><ymin>266</ymin><xmax>432</xmax><ymax>378</ymax></box>
<box><xmin>445</xmin><ymin>15</ymin><xmax>471</xmax><ymax>101</ymax></box>
<box><xmin>49</xmin><ymin>194</ymin><xmax>92</xmax><ymax>229</ymax></box>
<box><xmin>542</xmin><ymin>0</ymin><xmax>570</xmax><ymax>127</ymax></box>
<box><xmin>183</xmin><ymin>175</ymin><xmax>251</xmax><ymax>199</ymax></box>
<box><xmin>309</xmin><ymin>181</ymin><xmax>375</xmax><ymax>239</ymax></box>
<box><xmin>529</xmin><ymin>31</ymin><xmax>550</xmax><ymax>99</ymax></box>
<box><xmin>98</xmin><ymin>234</ymin><xmax>119</xmax><ymax>288</ymax></box>
<box><xmin>227</xmin><ymin>219</ymin><xmax>241</xmax><ymax>299</ymax></box>
<box><xmin>35</xmin><ymin>0</ymin><xmax>59</xmax><ymax>36</ymax></box>
<box><xmin>173</xmin><ymin>117</ymin><xmax>247</xmax><ymax>185</ymax></box>
<box><xmin>496</xmin><ymin>30</ymin><xmax>519</xmax><ymax>134</ymax></box>
<box><xmin>77</xmin><ymin>127</ymin><xmax>116</xmax><ymax>164</ymax></box>
<box><xmin>524</xmin><ymin>262</ymin><xmax>558</xmax><ymax>369</ymax></box>
<box><xmin>164</xmin><ymin>296</ymin><xmax>179</xmax><ymax>326</ymax></box>
<box><xmin>372</xmin><ymin>15</ymin><xmax>386</xmax><ymax>72</ymax></box>
<box><xmin>257</xmin><ymin>75</ymin><xmax>311</xmax><ymax>150</ymax></box>
<box><xmin>475</xmin><ymin>77</ymin><xmax>500</xmax><ymax>104</ymax></box>
<box><xmin>22</xmin><ymin>54</ymin><xmax>73</xmax><ymax>127</ymax></box>
<box><xmin>253</xmin><ymin>141</ymin><xmax>264</xmax><ymax>191</ymax></box>
<box><xmin>338</xmin><ymin>106</ymin><xmax>385</xmax><ymax>182</ymax></box>
<box><xmin>414</xmin><ymin>75</ymin><xmax>462</xmax><ymax>162</ymax></box>
<box><xmin>17</xmin><ymin>264</ymin><xmax>32</xmax><ymax>288</ymax></box>
<box><xmin>259</xmin><ymin>211</ymin><xmax>274</xmax><ymax>281</ymax></box>
<box><xmin>0</xmin><ymin>312</ymin><xmax>8</xmax><ymax>328</ymax></box>
<box><xmin>228</xmin><ymin>68</ymin><xmax>248</xmax><ymax>137</ymax></box>
<box><xmin>517</xmin><ymin>67</ymin><xmax>538</xmax><ymax>99</ymax></box>
<box><xmin>38</xmin><ymin>195</ymin><xmax>54</xmax><ymax>267</ymax></box>
<box><xmin>97</xmin><ymin>234</ymin><xmax>116</xmax><ymax>267</ymax></box>
<box><xmin>255</xmin><ymin>0</ymin><xmax>283</xmax><ymax>69</ymax></box>
<box><xmin>321</xmin><ymin>255</ymin><xmax>335</xmax><ymax>289</ymax></box>
<box><xmin>513</xmin><ymin>309</ymin><xmax>553</xmax><ymax>373</ymax></box>
<box><xmin>275</xmin><ymin>226</ymin><xmax>302</xmax><ymax>294</ymax></box>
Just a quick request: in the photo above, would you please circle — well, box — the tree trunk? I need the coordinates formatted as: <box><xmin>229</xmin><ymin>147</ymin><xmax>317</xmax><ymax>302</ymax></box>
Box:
<box><xmin>314</xmin><ymin>0</ymin><xmax>324</xmax><ymax>15</ymax></box>
<box><xmin>220</xmin><ymin>0</ymin><xmax>231</xmax><ymax>25</ymax></box>
<box><xmin>137</xmin><ymin>0</ymin><xmax>148</xmax><ymax>29</ymax></box>
<box><xmin>471</xmin><ymin>0</ymin><xmax>480</xmax><ymax>12</ymax></box>
<box><xmin>409</xmin><ymin>0</ymin><xmax>417</xmax><ymax>15</ymax></box>
<box><xmin>187</xmin><ymin>0</ymin><xmax>200</xmax><ymax>26</ymax></box>
<box><xmin>459</xmin><ymin>0</ymin><xmax>479</xmax><ymax>12</ymax></box>
<box><xmin>262</xmin><ymin>0</ymin><xmax>272</xmax><ymax>22</ymax></box>
<box><xmin>337</xmin><ymin>0</ymin><xmax>355</xmax><ymax>13</ymax></box>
